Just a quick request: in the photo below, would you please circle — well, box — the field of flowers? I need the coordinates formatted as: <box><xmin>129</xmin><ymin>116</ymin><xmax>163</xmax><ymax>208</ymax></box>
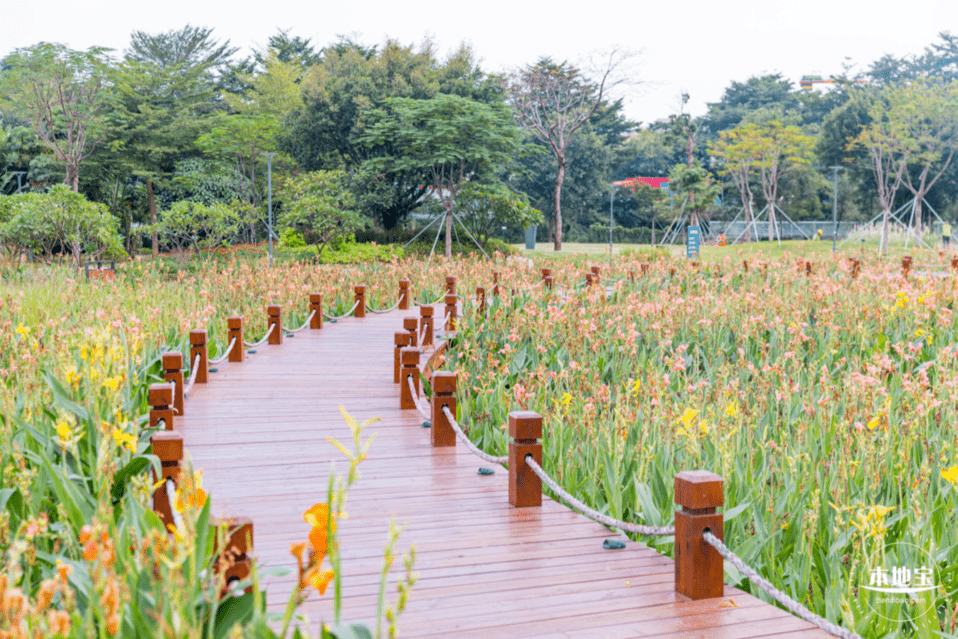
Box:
<box><xmin>1</xmin><ymin>250</ymin><xmax>956</xmax><ymax>638</ymax></box>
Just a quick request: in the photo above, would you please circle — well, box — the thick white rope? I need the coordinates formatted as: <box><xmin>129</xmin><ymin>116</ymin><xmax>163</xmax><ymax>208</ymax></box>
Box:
<box><xmin>243</xmin><ymin>322</ymin><xmax>276</xmax><ymax>348</ymax></box>
<box><xmin>208</xmin><ymin>337</ymin><xmax>237</xmax><ymax>364</ymax></box>
<box><xmin>287</xmin><ymin>310</ymin><xmax>317</xmax><ymax>333</ymax></box>
<box><xmin>406</xmin><ymin>375</ymin><xmax>431</xmax><ymax>421</ymax></box>
<box><xmin>703</xmin><ymin>532</ymin><xmax>862</xmax><ymax>639</ymax></box>
<box><xmin>368</xmin><ymin>297</ymin><xmax>403</xmax><ymax>314</ymax></box>
<box><xmin>414</xmin><ymin>294</ymin><xmax>446</xmax><ymax>306</ymax></box>
<box><xmin>525</xmin><ymin>456</ymin><xmax>675</xmax><ymax>536</ymax></box>
<box><xmin>323</xmin><ymin>300</ymin><xmax>360</xmax><ymax>321</ymax></box>
<box><xmin>165</xmin><ymin>478</ymin><xmax>183</xmax><ymax>532</ymax></box>
<box><xmin>182</xmin><ymin>353</ymin><xmax>202</xmax><ymax>397</ymax></box>
<box><xmin>441</xmin><ymin>405</ymin><xmax>508</xmax><ymax>464</ymax></box>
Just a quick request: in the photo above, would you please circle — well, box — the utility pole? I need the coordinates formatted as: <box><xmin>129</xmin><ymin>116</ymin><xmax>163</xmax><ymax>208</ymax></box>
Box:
<box><xmin>830</xmin><ymin>166</ymin><xmax>842</xmax><ymax>253</ymax></box>
<box><xmin>262</xmin><ymin>153</ymin><xmax>276</xmax><ymax>267</ymax></box>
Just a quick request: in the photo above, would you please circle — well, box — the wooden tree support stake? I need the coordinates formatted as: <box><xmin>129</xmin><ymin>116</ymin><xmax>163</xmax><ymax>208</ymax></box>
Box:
<box><xmin>674</xmin><ymin>470</ymin><xmax>724</xmax><ymax>600</ymax></box>
<box><xmin>431</xmin><ymin>371</ymin><xmax>457</xmax><ymax>447</ymax></box>
<box><xmin>309</xmin><ymin>294</ymin><xmax>323</xmax><ymax>329</ymax></box>
<box><xmin>508</xmin><ymin>411</ymin><xmax>542</xmax><ymax>507</ymax></box>
<box><xmin>227</xmin><ymin>317</ymin><xmax>245</xmax><ymax>362</ymax></box>
<box><xmin>399</xmin><ymin>279</ymin><xmax>410</xmax><ymax>310</ymax></box>
<box><xmin>150</xmin><ymin>430</ymin><xmax>182</xmax><ymax>528</ymax></box>
<box><xmin>267</xmin><ymin>305</ymin><xmax>283</xmax><ymax>345</ymax></box>
<box><xmin>149</xmin><ymin>383</ymin><xmax>174</xmax><ymax>430</ymax></box>
<box><xmin>419</xmin><ymin>307</ymin><xmax>434</xmax><ymax>346</ymax></box>
<box><xmin>394</xmin><ymin>331</ymin><xmax>411</xmax><ymax>383</ymax></box>
<box><xmin>162</xmin><ymin>352</ymin><xmax>184</xmax><ymax>416</ymax></box>
<box><xmin>354</xmin><ymin>285</ymin><xmax>366</xmax><ymax>318</ymax></box>
<box><xmin>399</xmin><ymin>348</ymin><xmax>420</xmax><ymax>410</ymax></box>
<box><xmin>189</xmin><ymin>330</ymin><xmax>209</xmax><ymax>383</ymax></box>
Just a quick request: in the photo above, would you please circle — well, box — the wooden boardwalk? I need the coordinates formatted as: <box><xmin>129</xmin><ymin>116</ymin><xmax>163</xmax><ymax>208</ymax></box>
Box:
<box><xmin>177</xmin><ymin>308</ymin><xmax>832</xmax><ymax>638</ymax></box>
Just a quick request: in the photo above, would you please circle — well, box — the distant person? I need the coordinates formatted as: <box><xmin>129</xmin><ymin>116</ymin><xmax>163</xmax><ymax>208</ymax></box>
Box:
<box><xmin>944</xmin><ymin>222</ymin><xmax>952</xmax><ymax>248</ymax></box>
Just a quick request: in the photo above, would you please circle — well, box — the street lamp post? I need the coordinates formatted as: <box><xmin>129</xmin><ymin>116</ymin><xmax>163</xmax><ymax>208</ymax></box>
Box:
<box><xmin>262</xmin><ymin>153</ymin><xmax>276</xmax><ymax>267</ymax></box>
<box><xmin>501</xmin><ymin>226</ymin><xmax>507</xmax><ymax>245</ymax></box>
<box><xmin>829</xmin><ymin>166</ymin><xmax>842</xmax><ymax>253</ymax></box>
<box><xmin>609</xmin><ymin>185</ymin><xmax>614</xmax><ymax>249</ymax></box>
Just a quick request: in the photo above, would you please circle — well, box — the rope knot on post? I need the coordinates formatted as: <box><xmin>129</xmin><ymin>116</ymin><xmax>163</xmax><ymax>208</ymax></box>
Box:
<box><xmin>418</xmin><ymin>307</ymin><xmax>433</xmax><ymax>346</ymax></box>
<box><xmin>398</xmin><ymin>279</ymin><xmax>410</xmax><ymax>310</ymax></box>
<box><xmin>431</xmin><ymin>372</ymin><xmax>457</xmax><ymax>447</ymax></box>
<box><xmin>354</xmin><ymin>285</ymin><xmax>366</xmax><ymax>318</ymax></box>
<box><xmin>674</xmin><ymin>470</ymin><xmax>724</xmax><ymax>600</ymax></box>
<box><xmin>309</xmin><ymin>294</ymin><xmax>323</xmax><ymax>329</ymax></box>
<box><xmin>393</xmin><ymin>331</ymin><xmax>411</xmax><ymax>383</ymax></box>
<box><xmin>150</xmin><ymin>430</ymin><xmax>182</xmax><ymax>528</ymax></box>
<box><xmin>399</xmin><ymin>348</ymin><xmax>421</xmax><ymax>410</ymax></box>
<box><xmin>189</xmin><ymin>330</ymin><xmax>209</xmax><ymax>383</ymax></box>
<box><xmin>149</xmin><ymin>383</ymin><xmax>174</xmax><ymax>430</ymax></box>
<box><xmin>162</xmin><ymin>352</ymin><xmax>184</xmax><ymax>416</ymax></box>
<box><xmin>267</xmin><ymin>305</ymin><xmax>283</xmax><ymax>345</ymax></box>
<box><xmin>508</xmin><ymin>411</ymin><xmax>542</xmax><ymax>508</ymax></box>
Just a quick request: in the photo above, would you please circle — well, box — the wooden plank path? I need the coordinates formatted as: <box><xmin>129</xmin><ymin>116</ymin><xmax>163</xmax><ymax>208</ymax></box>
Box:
<box><xmin>177</xmin><ymin>308</ymin><xmax>832</xmax><ymax>638</ymax></box>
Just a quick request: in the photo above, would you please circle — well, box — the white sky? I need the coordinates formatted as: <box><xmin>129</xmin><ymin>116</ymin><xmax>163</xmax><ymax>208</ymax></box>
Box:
<box><xmin>1</xmin><ymin>0</ymin><xmax>956</xmax><ymax>124</ymax></box>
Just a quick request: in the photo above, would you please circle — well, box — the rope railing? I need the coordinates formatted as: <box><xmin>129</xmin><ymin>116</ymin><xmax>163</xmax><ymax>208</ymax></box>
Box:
<box><xmin>182</xmin><ymin>353</ymin><xmax>202</xmax><ymax>397</ymax></box>
<box><xmin>368</xmin><ymin>297</ymin><xmax>403</xmax><ymax>314</ymax></box>
<box><xmin>208</xmin><ymin>337</ymin><xmax>237</xmax><ymax>365</ymax></box>
<box><xmin>524</xmin><ymin>455</ymin><xmax>675</xmax><ymax>535</ymax></box>
<box><xmin>413</xmin><ymin>294</ymin><xmax>445</xmax><ymax>306</ymax></box>
<box><xmin>165</xmin><ymin>478</ymin><xmax>183</xmax><ymax>532</ymax></box>
<box><xmin>703</xmin><ymin>532</ymin><xmax>863</xmax><ymax>639</ymax></box>
<box><xmin>323</xmin><ymin>300</ymin><xmax>360</xmax><ymax>321</ymax></box>
<box><xmin>287</xmin><ymin>310</ymin><xmax>317</xmax><ymax>333</ymax></box>
<box><xmin>243</xmin><ymin>323</ymin><xmax>276</xmax><ymax>348</ymax></box>
<box><xmin>441</xmin><ymin>405</ymin><xmax>508</xmax><ymax>464</ymax></box>
<box><xmin>406</xmin><ymin>375</ymin><xmax>432</xmax><ymax>421</ymax></box>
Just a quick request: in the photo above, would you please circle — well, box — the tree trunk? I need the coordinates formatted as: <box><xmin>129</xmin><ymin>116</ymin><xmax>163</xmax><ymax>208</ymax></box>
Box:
<box><xmin>554</xmin><ymin>156</ymin><xmax>565</xmax><ymax>251</ymax></box>
<box><xmin>744</xmin><ymin>202</ymin><xmax>752</xmax><ymax>243</ymax></box>
<box><xmin>881</xmin><ymin>209</ymin><xmax>890</xmax><ymax>256</ymax></box>
<box><xmin>66</xmin><ymin>165</ymin><xmax>80</xmax><ymax>193</ymax></box>
<box><xmin>768</xmin><ymin>206</ymin><xmax>775</xmax><ymax>243</ymax></box>
<box><xmin>147</xmin><ymin>179</ymin><xmax>158</xmax><ymax>257</ymax></box>
<box><xmin>445</xmin><ymin>209</ymin><xmax>452</xmax><ymax>259</ymax></box>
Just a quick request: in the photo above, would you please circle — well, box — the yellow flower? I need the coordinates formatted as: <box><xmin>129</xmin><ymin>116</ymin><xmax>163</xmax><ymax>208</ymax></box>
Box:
<box><xmin>173</xmin><ymin>471</ymin><xmax>208</xmax><ymax>512</ymax></box>
<box><xmin>303</xmin><ymin>567</ymin><xmax>335</xmax><ymax>595</ymax></box>
<box><xmin>112</xmin><ymin>428</ymin><xmax>137</xmax><ymax>452</ymax></box>
<box><xmin>630</xmin><ymin>380</ymin><xmax>641</xmax><ymax>396</ymax></box>
<box><xmin>103</xmin><ymin>376</ymin><xmax>123</xmax><ymax>392</ymax></box>
<box><xmin>56</xmin><ymin>421</ymin><xmax>72</xmax><ymax>441</ymax></box>
<box><xmin>724</xmin><ymin>401</ymin><xmax>739</xmax><ymax>417</ymax></box>
<box><xmin>866</xmin><ymin>417</ymin><xmax>880</xmax><ymax>431</ymax></box>
<box><xmin>914</xmin><ymin>329</ymin><xmax>925</xmax><ymax>339</ymax></box>
<box><xmin>79</xmin><ymin>345</ymin><xmax>88</xmax><ymax>360</ymax></box>
<box><xmin>942</xmin><ymin>466</ymin><xmax>958</xmax><ymax>486</ymax></box>
<box><xmin>15</xmin><ymin>323</ymin><xmax>29</xmax><ymax>336</ymax></box>
<box><xmin>698</xmin><ymin>419</ymin><xmax>709</xmax><ymax>435</ymax></box>
<box><xmin>676</xmin><ymin>408</ymin><xmax>700</xmax><ymax>431</ymax></box>
<box><xmin>560</xmin><ymin>392</ymin><xmax>572</xmax><ymax>407</ymax></box>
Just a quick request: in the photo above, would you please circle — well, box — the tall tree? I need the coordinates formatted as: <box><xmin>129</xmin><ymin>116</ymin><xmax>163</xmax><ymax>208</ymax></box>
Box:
<box><xmin>0</xmin><ymin>43</ymin><xmax>111</xmax><ymax>191</ymax></box>
<box><xmin>709</xmin><ymin>128</ymin><xmax>757</xmax><ymax>240</ymax></box>
<box><xmin>508</xmin><ymin>52</ymin><xmax>631</xmax><ymax>250</ymax></box>
<box><xmin>361</xmin><ymin>93</ymin><xmax>522</xmax><ymax>257</ymax></box>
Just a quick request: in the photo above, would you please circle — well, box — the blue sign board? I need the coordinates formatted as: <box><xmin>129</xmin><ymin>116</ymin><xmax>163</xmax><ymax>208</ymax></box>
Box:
<box><xmin>686</xmin><ymin>225</ymin><xmax>700</xmax><ymax>258</ymax></box>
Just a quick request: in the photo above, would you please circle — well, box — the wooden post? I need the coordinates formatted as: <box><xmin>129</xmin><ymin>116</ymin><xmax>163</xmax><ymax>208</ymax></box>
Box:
<box><xmin>393</xmin><ymin>332</ymin><xmax>410</xmax><ymax>383</ymax></box>
<box><xmin>445</xmin><ymin>276</ymin><xmax>456</xmax><ymax>296</ymax></box>
<box><xmin>309</xmin><ymin>294</ymin><xmax>323</xmax><ymax>329</ymax></box>
<box><xmin>585</xmin><ymin>273</ymin><xmax>594</xmax><ymax>287</ymax></box>
<box><xmin>540</xmin><ymin>267</ymin><xmax>552</xmax><ymax>282</ymax></box>
<box><xmin>902</xmin><ymin>255</ymin><xmax>912</xmax><ymax>277</ymax></box>
<box><xmin>150</xmin><ymin>430</ymin><xmax>182</xmax><ymax>528</ymax></box>
<box><xmin>162</xmin><ymin>352</ymin><xmax>184</xmax><ymax>416</ymax></box>
<box><xmin>215</xmin><ymin>517</ymin><xmax>254</xmax><ymax>595</ymax></box>
<box><xmin>189</xmin><ymin>330</ymin><xmax>209</xmax><ymax>384</ymax></box>
<box><xmin>669</xmin><ymin>268</ymin><xmax>676</xmax><ymax>278</ymax></box>
<box><xmin>354</xmin><ymin>285</ymin><xmax>366</xmax><ymax>318</ymax></box>
<box><xmin>742</xmin><ymin>260</ymin><xmax>749</xmax><ymax>273</ymax></box>
<box><xmin>399</xmin><ymin>279</ymin><xmax>410</xmax><ymax>310</ymax></box>
<box><xmin>508</xmin><ymin>411</ymin><xmax>542</xmax><ymax>508</ymax></box>
<box><xmin>419</xmin><ymin>307</ymin><xmax>434</xmax><ymax>346</ymax></box>
<box><xmin>629</xmin><ymin>270</ymin><xmax>636</xmax><ymax>283</ymax></box>
<box><xmin>674</xmin><ymin>470</ymin><xmax>724</xmax><ymax>600</ymax></box>
<box><xmin>850</xmin><ymin>259</ymin><xmax>861</xmax><ymax>279</ymax></box>
<box><xmin>399</xmin><ymin>348</ymin><xmax>420</xmax><ymax>410</ymax></box>
<box><xmin>544</xmin><ymin>276</ymin><xmax>554</xmax><ymax>290</ymax></box>
<box><xmin>804</xmin><ymin>260</ymin><xmax>812</xmax><ymax>277</ymax></box>
<box><xmin>149</xmin><ymin>383</ymin><xmax>174</xmax><ymax>430</ymax></box>
<box><xmin>590</xmin><ymin>265</ymin><xmax>601</xmax><ymax>282</ymax></box>
<box><xmin>445</xmin><ymin>294</ymin><xmax>457</xmax><ymax>332</ymax></box>
<box><xmin>227</xmin><ymin>317</ymin><xmax>245</xmax><ymax>362</ymax></box>
<box><xmin>492</xmin><ymin>271</ymin><xmax>501</xmax><ymax>296</ymax></box>
<box><xmin>431</xmin><ymin>372</ymin><xmax>457</xmax><ymax>447</ymax></box>
<box><xmin>476</xmin><ymin>287</ymin><xmax>486</xmax><ymax>314</ymax></box>
<box><xmin>267</xmin><ymin>305</ymin><xmax>283</xmax><ymax>345</ymax></box>
<box><xmin>403</xmin><ymin>317</ymin><xmax>419</xmax><ymax>347</ymax></box>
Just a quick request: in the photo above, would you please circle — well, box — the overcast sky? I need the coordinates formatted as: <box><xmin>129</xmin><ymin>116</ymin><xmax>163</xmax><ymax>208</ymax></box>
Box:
<box><xmin>1</xmin><ymin>0</ymin><xmax>955</xmax><ymax>124</ymax></box>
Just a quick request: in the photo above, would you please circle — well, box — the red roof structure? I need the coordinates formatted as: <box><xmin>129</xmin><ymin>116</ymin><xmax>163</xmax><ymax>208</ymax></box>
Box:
<box><xmin>612</xmin><ymin>177</ymin><xmax>669</xmax><ymax>190</ymax></box>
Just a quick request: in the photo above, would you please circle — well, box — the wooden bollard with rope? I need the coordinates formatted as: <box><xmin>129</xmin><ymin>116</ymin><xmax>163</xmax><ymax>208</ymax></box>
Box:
<box><xmin>189</xmin><ymin>330</ymin><xmax>209</xmax><ymax>384</ymax></box>
<box><xmin>393</xmin><ymin>332</ymin><xmax>411</xmax><ymax>383</ymax></box>
<box><xmin>149</xmin><ymin>383</ymin><xmax>174</xmax><ymax>430</ymax></box>
<box><xmin>850</xmin><ymin>258</ymin><xmax>861</xmax><ymax>279</ymax></box>
<box><xmin>540</xmin><ymin>267</ymin><xmax>552</xmax><ymax>283</ymax></box>
<box><xmin>585</xmin><ymin>273</ymin><xmax>594</xmax><ymax>287</ymax></box>
<box><xmin>419</xmin><ymin>307</ymin><xmax>433</xmax><ymax>346</ymax></box>
<box><xmin>804</xmin><ymin>260</ymin><xmax>812</xmax><ymax>277</ymax></box>
<box><xmin>492</xmin><ymin>271</ymin><xmax>500</xmax><ymax>296</ymax></box>
<box><xmin>674</xmin><ymin>470</ymin><xmax>724</xmax><ymax>600</ymax></box>
<box><xmin>430</xmin><ymin>371</ymin><xmax>457</xmax><ymax>447</ymax></box>
<box><xmin>162</xmin><ymin>352</ymin><xmax>184</xmax><ymax>416</ymax></box>
<box><xmin>902</xmin><ymin>255</ymin><xmax>912</xmax><ymax>277</ymax></box>
<box><xmin>403</xmin><ymin>317</ymin><xmax>419</xmax><ymax>347</ymax></box>
<box><xmin>445</xmin><ymin>276</ymin><xmax>456</xmax><ymax>296</ymax></box>
<box><xmin>267</xmin><ymin>305</ymin><xmax>283</xmax><ymax>345</ymax></box>
<box><xmin>227</xmin><ymin>317</ymin><xmax>245</xmax><ymax>362</ymax></box>
<box><xmin>150</xmin><ymin>430</ymin><xmax>182</xmax><ymax>528</ymax></box>
<box><xmin>399</xmin><ymin>279</ymin><xmax>410</xmax><ymax>310</ymax></box>
<box><xmin>215</xmin><ymin>517</ymin><xmax>254</xmax><ymax>596</ymax></box>
<box><xmin>476</xmin><ymin>287</ymin><xmax>486</xmax><ymax>314</ymax></box>
<box><xmin>508</xmin><ymin>411</ymin><xmax>542</xmax><ymax>508</ymax></box>
<box><xmin>399</xmin><ymin>348</ymin><xmax>420</xmax><ymax>410</ymax></box>
<box><xmin>354</xmin><ymin>285</ymin><xmax>366</xmax><ymax>318</ymax></box>
<box><xmin>742</xmin><ymin>260</ymin><xmax>749</xmax><ymax>273</ymax></box>
<box><xmin>590</xmin><ymin>265</ymin><xmax>601</xmax><ymax>282</ymax></box>
<box><xmin>951</xmin><ymin>256</ymin><xmax>958</xmax><ymax>271</ymax></box>
<box><xmin>444</xmin><ymin>294</ymin><xmax>457</xmax><ymax>332</ymax></box>
<box><xmin>309</xmin><ymin>294</ymin><xmax>323</xmax><ymax>329</ymax></box>
<box><xmin>544</xmin><ymin>275</ymin><xmax>554</xmax><ymax>290</ymax></box>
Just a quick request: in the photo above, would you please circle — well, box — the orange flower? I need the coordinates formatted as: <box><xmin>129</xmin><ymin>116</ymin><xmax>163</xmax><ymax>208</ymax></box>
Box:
<box><xmin>309</xmin><ymin>526</ymin><xmax>330</xmax><ymax>557</ymax></box>
<box><xmin>290</xmin><ymin>542</ymin><xmax>306</xmax><ymax>565</ymax></box>
<box><xmin>303</xmin><ymin>503</ymin><xmax>334</xmax><ymax>530</ymax></box>
<box><xmin>173</xmin><ymin>471</ymin><xmax>208</xmax><ymax>512</ymax></box>
<box><xmin>303</xmin><ymin>567</ymin><xmax>335</xmax><ymax>595</ymax></box>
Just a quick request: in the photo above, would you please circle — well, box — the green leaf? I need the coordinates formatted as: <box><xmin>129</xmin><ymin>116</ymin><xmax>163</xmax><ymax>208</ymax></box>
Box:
<box><xmin>323</xmin><ymin>623</ymin><xmax>375</xmax><ymax>639</ymax></box>
<box><xmin>110</xmin><ymin>456</ymin><xmax>150</xmax><ymax>504</ymax></box>
<box><xmin>214</xmin><ymin>593</ymin><xmax>257</xmax><ymax>639</ymax></box>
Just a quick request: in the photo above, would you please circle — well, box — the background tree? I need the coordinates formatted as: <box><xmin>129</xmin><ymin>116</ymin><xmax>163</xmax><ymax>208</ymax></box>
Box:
<box><xmin>1</xmin><ymin>43</ymin><xmax>112</xmax><ymax>191</ymax></box>
<box><xmin>278</xmin><ymin>170</ymin><xmax>364</xmax><ymax>258</ymax></box>
<box><xmin>361</xmin><ymin>93</ymin><xmax>522</xmax><ymax>257</ymax></box>
<box><xmin>709</xmin><ymin>128</ymin><xmax>757</xmax><ymax>240</ymax></box>
<box><xmin>453</xmin><ymin>182</ymin><xmax>542</xmax><ymax>245</ymax></box>
<box><xmin>508</xmin><ymin>52</ymin><xmax>632</xmax><ymax>250</ymax></box>
<box><xmin>155</xmin><ymin>200</ymin><xmax>242</xmax><ymax>254</ymax></box>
